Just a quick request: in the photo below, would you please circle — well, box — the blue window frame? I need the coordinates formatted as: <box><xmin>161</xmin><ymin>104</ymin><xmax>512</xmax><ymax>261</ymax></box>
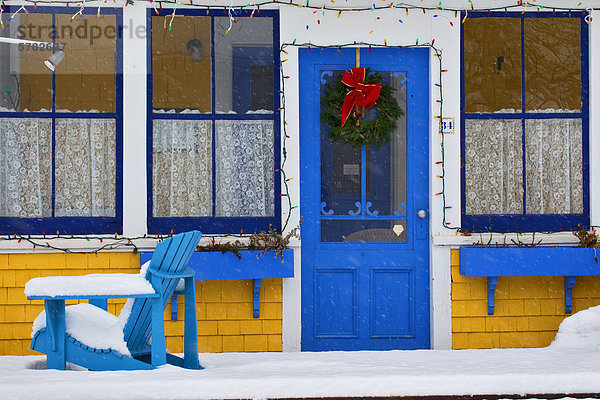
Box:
<box><xmin>147</xmin><ymin>9</ymin><xmax>280</xmax><ymax>234</ymax></box>
<box><xmin>460</xmin><ymin>11</ymin><xmax>589</xmax><ymax>232</ymax></box>
<box><xmin>0</xmin><ymin>7</ymin><xmax>123</xmax><ymax>235</ymax></box>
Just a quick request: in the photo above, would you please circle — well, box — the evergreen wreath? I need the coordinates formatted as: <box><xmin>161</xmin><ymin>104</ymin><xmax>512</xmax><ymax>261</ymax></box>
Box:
<box><xmin>320</xmin><ymin>68</ymin><xmax>404</xmax><ymax>148</ymax></box>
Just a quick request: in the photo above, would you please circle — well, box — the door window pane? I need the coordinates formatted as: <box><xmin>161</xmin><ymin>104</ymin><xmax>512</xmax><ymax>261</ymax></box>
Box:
<box><xmin>366</xmin><ymin>72</ymin><xmax>407</xmax><ymax>216</ymax></box>
<box><xmin>321</xmin><ymin>220</ymin><xmax>407</xmax><ymax>243</ymax></box>
<box><xmin>320</xmin><ymin>70</ymin><xmax>361</xmax><ymax>216</ymax></box>
<box><xmin>464</xmin><ymin>18</ymin><xmax>522</xmax><ymax>113</ymax></box>
<box><xmin>152</xmin><ymin>15</ymin><xmax>212</xmax><ymax>113</ymax></box>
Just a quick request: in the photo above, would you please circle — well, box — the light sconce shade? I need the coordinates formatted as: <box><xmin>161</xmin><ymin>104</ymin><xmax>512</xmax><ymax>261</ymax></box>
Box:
<box><xmin>187</xmin><ymin>39</ymin><xmax>203</xmax><ymax>61</ymax></box>
<box><xmin>44</xmin><ymin>50</ymin><xmax>66</xmax><ymax>71</ymax></box>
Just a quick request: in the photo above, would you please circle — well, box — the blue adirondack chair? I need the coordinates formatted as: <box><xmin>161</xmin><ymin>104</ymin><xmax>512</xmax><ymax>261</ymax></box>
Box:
<box><xmin>27</xmin><ymin>230</ymin><xmax>202</xmax><ymax>371</ymax></box>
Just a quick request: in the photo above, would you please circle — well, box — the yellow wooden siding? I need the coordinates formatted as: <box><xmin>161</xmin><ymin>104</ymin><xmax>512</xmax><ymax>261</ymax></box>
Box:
<box><xmin>0</xmin><ymin>253</ymin><xmax>282</xmax><ymax>355</ymax></box>
<box><xmin>451</xmin><ymin>248</ymin><xmax>600</xmax><ymax>349</ymax></box>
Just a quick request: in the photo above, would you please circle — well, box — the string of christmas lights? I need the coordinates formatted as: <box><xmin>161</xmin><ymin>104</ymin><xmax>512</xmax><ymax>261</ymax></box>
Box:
<box><xmin>0</xmin><ymin>231</ymin><xmax>290</xmax><ymax>253</ymax></box>
<box><xmin>278</xmin><ymin>40</ymin><xmax>452</xmax><ymax>230</ymax></box>
<box><xmin>279</xmin><ymin>45</ymin><xmax>296</xmax><ymax>233</ymax></box>
<box><xmin>0</xmin><ymin>1</ymin><xmax>598</xmax><ymax>18</ymax></box>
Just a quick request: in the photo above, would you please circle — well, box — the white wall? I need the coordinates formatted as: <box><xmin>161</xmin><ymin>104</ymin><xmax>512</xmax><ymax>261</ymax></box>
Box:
<box><xmin>429</xmin><ymin>10</ymin><xmax>460</xmax><ymax>350</ymax></box>
<box><xmin>590</xmin><ymin>9</ymin><xmax>600</xmax><ymax>230</ymax></box>
<box><xmin>122</xmin><ymin>5</ymin><xmax>149</xmax><ymax>236</ymax></box>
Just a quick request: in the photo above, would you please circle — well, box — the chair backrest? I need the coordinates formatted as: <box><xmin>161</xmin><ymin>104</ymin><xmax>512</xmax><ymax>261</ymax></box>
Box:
<box><xmin>123</xmin><ymin>230</ymin><xmax>202</xmax><ymax>353</ymax></box>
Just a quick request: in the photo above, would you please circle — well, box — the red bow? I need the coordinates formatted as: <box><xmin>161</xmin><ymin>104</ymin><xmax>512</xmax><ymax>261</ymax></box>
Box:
<box><xmin>340</xmin><ymin>67</ymin><xmax>381</xmax><ymax>132</ymax></box>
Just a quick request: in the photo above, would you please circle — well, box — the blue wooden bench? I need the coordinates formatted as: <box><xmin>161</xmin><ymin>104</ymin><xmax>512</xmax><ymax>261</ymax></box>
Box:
<box><xmin>25</xmin><ymin>231</ymin><xmax>202</xmax><ymax>371</ymax></box>
<box><xmin>140</xmin><ymin>249</ymin><xmax>294</xmax><ymax>320</ymax></box>
<box><xmin>460</xmin><ymin>247</ymin><xmax>600</xmax><ymax>315</ymax></box>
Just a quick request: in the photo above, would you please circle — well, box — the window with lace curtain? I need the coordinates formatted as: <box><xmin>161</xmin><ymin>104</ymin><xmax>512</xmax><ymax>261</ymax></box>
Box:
<box><xmin>0</xmin><ymin>8</ymin><xmax>122</xmax><ymax>235</ymax></box>
<box><xmin>461</xmin><ymin>12</ymin><xmax>588</xmax><ymax>232</ymax></box>
<box><xmin>148</xmin><ymin>9</ymin><xmax>280</xmax><ymax>234</ymax></box>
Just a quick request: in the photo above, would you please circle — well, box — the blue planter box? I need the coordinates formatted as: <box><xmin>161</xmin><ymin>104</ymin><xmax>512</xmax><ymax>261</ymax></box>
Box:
<box><xmin>459</xmin><ymin>247</ymin><xmax>600</xmax><ymax>315</ymax></box>
<box><xmin>141</xmin><ymin>249</ymin><xmax>294</xmax><ymax>319</ymax></box>
<box><xmin>460</xmin><ymin>247</ymin><xmax>599</xmax><ymax>277</ymax></box>
<box><xmin>188</xmin><ymin>249</ymin><xmax>294</xmax><ymax>281</ymax></box>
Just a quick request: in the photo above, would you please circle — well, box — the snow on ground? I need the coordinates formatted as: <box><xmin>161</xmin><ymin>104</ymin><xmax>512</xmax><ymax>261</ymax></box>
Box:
<box><xmin>0</xmin><ymin>306</ymin><xmax>598</xmax><ymax>400</ymax></box>
<box><xmin>1</xmin><ymin>347</ymin><xmax>599</xmax><ymax>400</ymax></box>
<box><xmin>550</xmin><ymin>305</ymin><xmax>600</xmax><ymax>351</ymax></box>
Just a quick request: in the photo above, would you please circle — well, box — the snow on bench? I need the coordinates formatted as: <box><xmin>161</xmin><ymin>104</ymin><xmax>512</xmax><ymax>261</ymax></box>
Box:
<box><xmin>32</xmin><ymin>302</ymin><xmax>132</xmax><ymax>356</ymax></box>
<box><xmin>24</xmin><ymin>273</ymin><xmax>155</xmax><ymax>298</ymax></box>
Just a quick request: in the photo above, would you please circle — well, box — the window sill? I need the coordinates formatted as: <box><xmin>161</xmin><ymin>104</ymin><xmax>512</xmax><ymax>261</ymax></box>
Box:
<box><xmin>432</xmin><ymin>231</ymin><xmax>582</xmax><ymax>247</ymax></box>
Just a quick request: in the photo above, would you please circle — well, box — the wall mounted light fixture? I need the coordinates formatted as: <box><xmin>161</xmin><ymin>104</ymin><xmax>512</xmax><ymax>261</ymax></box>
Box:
<box><xmin>187</xmin><ymin>38</ymin><xmax>203</xmax><ymax>61</ymax></box>
<box><xmin>44</xmin><ymin>50</ymin><xmax>66</xmax><ymax>71</ymax></box>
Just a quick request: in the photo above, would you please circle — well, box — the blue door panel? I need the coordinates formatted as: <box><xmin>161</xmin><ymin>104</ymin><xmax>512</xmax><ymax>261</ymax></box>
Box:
<box><xmin>300</xmin><ymin>47</ymin><xmax>430</xmax><ymax>351</ymax></box>
<box><xmin>371</xmin><ymin>268</ymin><xmax>414</xmax><ymax>338</ymax></box>
<box><xmin>314</xmin><ymin>267</ymin><xmax>358</xmax><ymax>338</ymax></box>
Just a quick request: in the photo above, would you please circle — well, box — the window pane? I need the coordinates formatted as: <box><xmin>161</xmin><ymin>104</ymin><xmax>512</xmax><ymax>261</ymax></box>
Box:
<box><xmin>54</xmin><ymin>119</ymin><xmax>116</xmax><ymax>217</ymax></box>
<box><xmin>320</xmin><ymin>70</ymin><xmax>361</xmax><ymax>216</ymax></box>
<box><xmin>54</xmin><ymin>15</ymin><xmax>116</xmax><ymax>113</ymax></box>
<box><xmin>0</xmin><ymin>14</ymin><xmax>53</xmax><ymax>112</ymax></box>
<box><xmin>367</xmin><ymin>72</ymin><xmax>407</xmax><ymax>216</ymax></box>
<box><xmin>0</xmin><ymin>118</ymin><xmax>52</xmax><ymax>217</ymax></box>
<box><xmin>524</xmin><ymin>18</ymin><xmax>581</xmax><ymax>112</ymax></box>
<box><xmin>214</xmin><ymin>17</ymin><xmax>274</xmax><ymax>114</ymax></box>
<box><xmin>153</xmin><ymin>120</ymin><xmax>212</xmax><ymax>217</ymax></box>
<box><xmin>464</xmin><ymin>119</ymin><xmax>523</xmax><ymax>214</ymax></box>
<box><xmin>464</xmin><ymin>18</ymin><xmax>521</xmax><ymax>113</ymax></box>
<box><xmin>152</xmin><ymin>16</ymin><xmax>212</xmax><ymax>113</ymax></box>
<box><xmin>525</xmin><ymin>119</ymin><xmax>582</xmax><ymax>214</ymax></box>
<box><xmin>321</xmin><ymin>220</ymin><xmax>407</xmax><ymax>243</ymax></box>
<box><xmin>215</xmin><ymin>120</ymin><xmax>274</xmax><ymax>217</ymax></box>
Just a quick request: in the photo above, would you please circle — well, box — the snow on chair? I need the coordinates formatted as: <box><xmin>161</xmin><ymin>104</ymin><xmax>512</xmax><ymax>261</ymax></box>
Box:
<box><xmin>25</xmin><ymin>230</ymin><xmax>202</xmax><ymax>371</ymax></box>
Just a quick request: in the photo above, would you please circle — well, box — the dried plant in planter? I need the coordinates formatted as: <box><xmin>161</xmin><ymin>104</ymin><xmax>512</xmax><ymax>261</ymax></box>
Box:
<box><xmin>197</xmin><ymin>240</ymin><xmax>247</xmax><ymax>260</ymax></box>
<box><xmin>473</xmin><ymin>232</ymin><xmax>538</xmax><ymax>248</ymax></box>
<box><xmin>247</xmin><ymin>220</ymin><xmax>302</xmax><ymax>262</ymax></box>
<box><xmin>573</xmin><ymin>229</ymin><xmax>600</xmax><ymax>263</ymax></box>
<box><xmin>510</xmin><ymin>232</ymin><xmax>542</xmax><ymax>248</ymax></box>
<box><xmin>573</xmin><ymin>229</ymin><xmax>599</xmax><ymax>248</ymax></box>
<box><xmin>196</xmin><ymin>219</ymin><xmax>302</xmax><ymax>262</ymax></box>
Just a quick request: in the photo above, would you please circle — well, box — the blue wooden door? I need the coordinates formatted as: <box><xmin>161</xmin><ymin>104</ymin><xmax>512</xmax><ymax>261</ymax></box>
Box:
<box><xmin>299</xmin><ymin>48</ymin><xmax>430</xmax><ymax>351</ymax></box>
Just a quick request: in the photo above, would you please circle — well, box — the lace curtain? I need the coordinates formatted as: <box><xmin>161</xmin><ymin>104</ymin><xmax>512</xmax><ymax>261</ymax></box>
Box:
<box><xmin>215</xmin><ymin>120</ymin><xmax>274</xmax><ymax>217</ymax></box>
<box><xmin>465</xmin><ymin>119</ymin><xmax>523</xmax><ymax>215</ymax></box>
<box><xmin>54</xmin><ymin>119</ymin><xmax>116</xmax><ymax>217</ymax></box>
<box><xmin>0</xmin><ymin>119</ymin><xmax>52</xmax><ymax>218</ymax></box>
<box><xmin>465</xmin><ymin>118</ymin><xmax>582</xmax><ymax>215</ymax></box>
<box><xmin>152</xmin><ymin>119</ymin><xmax>274</xmax><ymax>218</ymax></box>
<box><xmin>525</xmin><ymin>119</ymin><xmax>583</xmax><ymax>214</ymax></box>
<box><xmin>153</xmin><ymin>120</ymin><xmax>213</xmax><ymax>217</ymax></box>
<box><xmin>0</xmin><ymin>118</ymin><xmax>116</xmax><ymax>218</ymax></box>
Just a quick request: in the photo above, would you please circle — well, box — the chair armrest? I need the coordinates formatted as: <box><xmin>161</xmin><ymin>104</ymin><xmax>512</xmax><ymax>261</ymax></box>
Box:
<box><xmin>147</xmin><ymin>267</ymin><xmax>195</xmax><ymax>279</ymax></box>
